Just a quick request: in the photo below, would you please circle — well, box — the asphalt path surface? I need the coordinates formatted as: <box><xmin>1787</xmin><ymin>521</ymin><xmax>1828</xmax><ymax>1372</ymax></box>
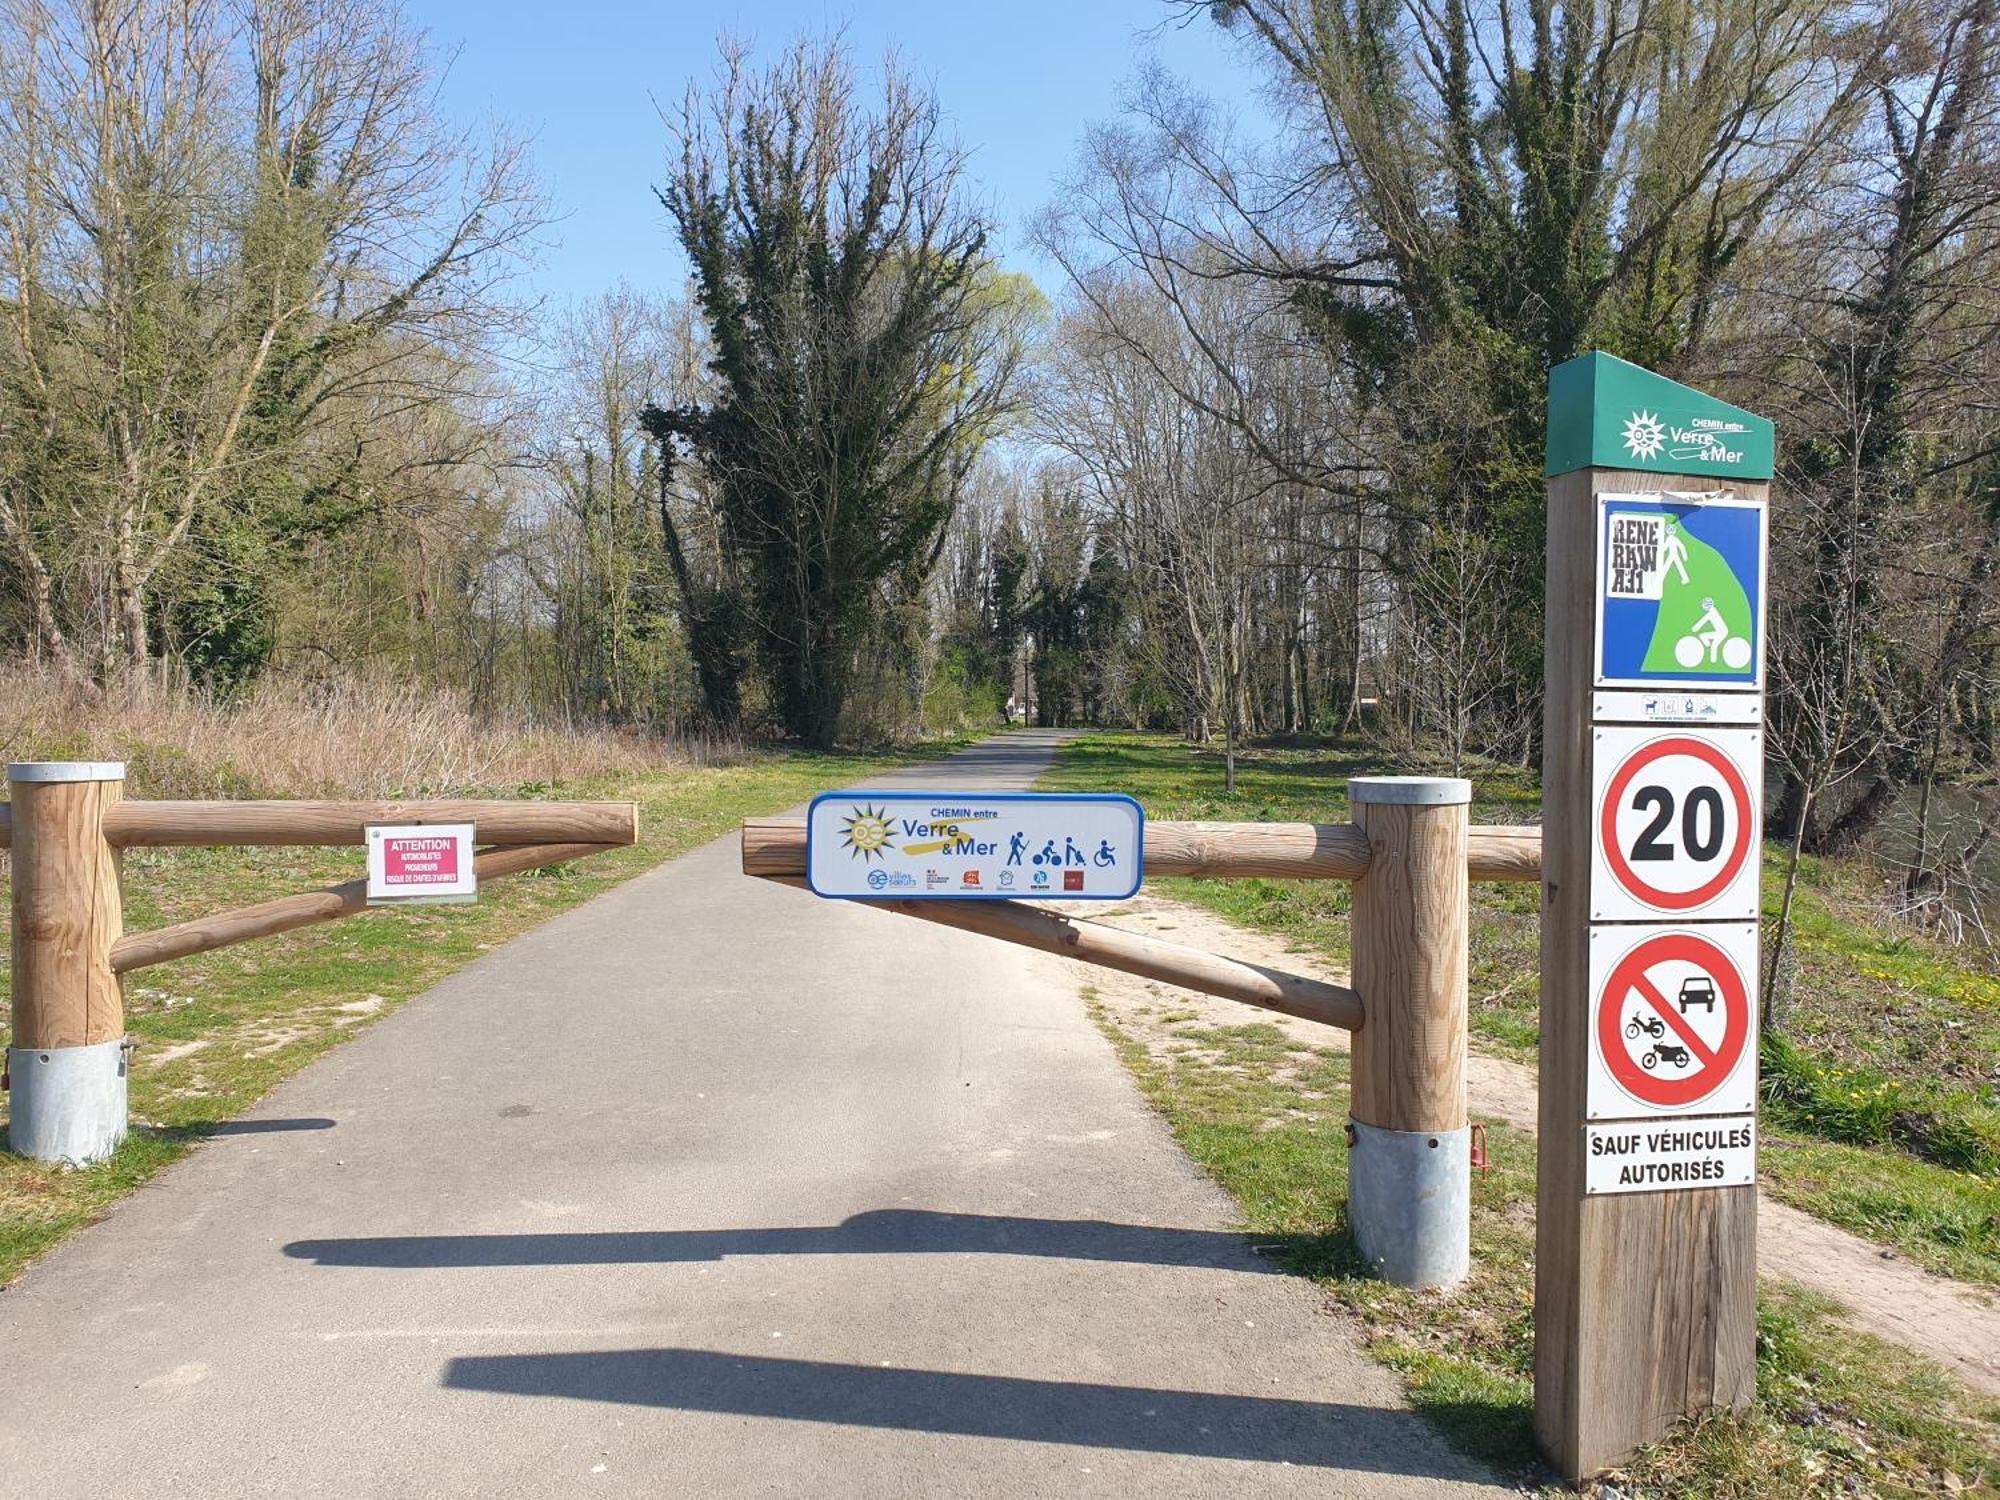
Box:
<box><xmin>0</xmin><ymin>730</ymin><xmax>1509</xmax><ymax>1497</ymax></box>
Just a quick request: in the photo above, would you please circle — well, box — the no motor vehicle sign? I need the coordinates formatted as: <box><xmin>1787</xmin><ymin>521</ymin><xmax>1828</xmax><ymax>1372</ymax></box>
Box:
<box><xmin>1587</xmin><ymin>923</ymin><xmax>1759</xmax><ymax>1120</ymax></box>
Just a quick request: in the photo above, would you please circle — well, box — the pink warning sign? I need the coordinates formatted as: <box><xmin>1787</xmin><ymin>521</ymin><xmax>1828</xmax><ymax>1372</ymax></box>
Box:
<box><xmin>366</xmin><ymin>823</ymin><xmax>476</xmax><ymax>902</ymax></box>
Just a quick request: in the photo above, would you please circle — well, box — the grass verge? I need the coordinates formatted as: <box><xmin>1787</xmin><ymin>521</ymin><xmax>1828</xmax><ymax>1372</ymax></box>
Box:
<box><xmin>1089</xmin><ymin>997</ymin><xmax>2000</xmax><ymax>1496</ymax></box>
<box><xmin>0</xmin><ymin>740</ymin><xmax>958</xmax><ymax>1285</ymax></box>
<box><xmin>1042</xmin><ymin>731</ymin><xmax>2000</xmax><ymax>1287</ymax></box>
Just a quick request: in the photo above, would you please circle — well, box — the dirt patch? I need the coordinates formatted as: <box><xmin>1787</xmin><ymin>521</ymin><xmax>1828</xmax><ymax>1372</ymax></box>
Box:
<box><xmin>1052</xmin><ymin>889</ymin><xmax>2000</xmax><ymax>1397</ymax></box>
<box><xmin>140</xmin><ymin>1039</ymin><xmax>209</xmax><ymax>1069</ymax></box>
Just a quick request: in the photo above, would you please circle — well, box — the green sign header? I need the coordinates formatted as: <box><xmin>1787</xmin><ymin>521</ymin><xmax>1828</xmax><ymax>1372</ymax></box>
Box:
<box><xmin>1546</xmin><ymin>352</ymin><xmax>1773</xmax><ymax>480</ymax></box>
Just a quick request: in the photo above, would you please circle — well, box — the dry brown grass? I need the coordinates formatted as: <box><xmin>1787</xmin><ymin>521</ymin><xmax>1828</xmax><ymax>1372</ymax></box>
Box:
<box><xmin>0</xmin><ymin>662</ymin><xmax>727</xmax><ymax>799</ymax></box>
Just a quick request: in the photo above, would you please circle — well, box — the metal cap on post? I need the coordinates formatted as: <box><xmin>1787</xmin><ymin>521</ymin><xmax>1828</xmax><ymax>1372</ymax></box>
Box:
<box><xmin>7</xmin><ymin>761</ymin><xmax>129</xmax><ymax>1165</ymax></box>
<box><xmin>1346</xmin><ymin>775</ymin><xmax>1472</xmax><ymax>1288</ymax></box>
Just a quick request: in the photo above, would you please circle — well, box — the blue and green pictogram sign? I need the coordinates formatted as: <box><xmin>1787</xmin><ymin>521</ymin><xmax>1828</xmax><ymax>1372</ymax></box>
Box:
<box><xmin>1595</xmin><ymin>496</ymin><xmax>1765</xmax><ymax>689</ymax></box>
<box><xmin>1547</xmin><ymin>353</ymin><xmax>1773</xmax><ymax>481</ymax></box>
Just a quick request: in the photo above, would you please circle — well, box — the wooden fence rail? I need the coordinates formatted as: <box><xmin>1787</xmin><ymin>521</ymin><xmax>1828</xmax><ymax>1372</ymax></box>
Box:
<box><xmin>741</xmin><ymin>815</ymin><xmax>1543</xmax><ymax>883</ymax></box>
<box><xmin>3</xmin><ymin>761</ymin><xmax>639</xmax><ymax>1167</ymax></box>
<box><xmin>0</xmin><ymin>798</ymin><xmax>637</xmax><ymax>851</ymax></box>
<box><xmin>109</xmin><ymin>842</ymin><xmax>620</xmax><ymax>974</ymax></box>
<box><xmin>765</xmin><ymin>874</ymin><xmax>1363</xmax><ymax>1030</ymax></box>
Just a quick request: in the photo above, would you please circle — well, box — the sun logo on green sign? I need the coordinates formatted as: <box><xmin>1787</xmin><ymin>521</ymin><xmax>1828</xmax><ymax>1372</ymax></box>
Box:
<box><xmin>1622</xmin><ymin>409</ymin><xmax>1667</xmax><ymax>461</ymax></box>
<box><xmin>840</xmin><ymin>804</ymin><xmax>895</xmax><ymax>861</ymax></box>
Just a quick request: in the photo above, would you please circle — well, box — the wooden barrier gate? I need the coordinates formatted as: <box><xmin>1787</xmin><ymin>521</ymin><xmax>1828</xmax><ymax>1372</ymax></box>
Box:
<box><xmin>742</xmin><ymin>355</ymin><xmax>1773</xmax><ymax>1484</ymax></box>
<box><xmin>0</xmin><ymin>356</ymin><xmax>1767</xmax><ymax>1485</ymax></box>
<box><xmin>747</xmin><ymin>781</ymin><xmax>1530</xmax><ymax>1289</ymax></box>
<box><xmin>1</xmin><ymin>761</ymin><xmax>636</xmax><ymax>1164</ymax></box>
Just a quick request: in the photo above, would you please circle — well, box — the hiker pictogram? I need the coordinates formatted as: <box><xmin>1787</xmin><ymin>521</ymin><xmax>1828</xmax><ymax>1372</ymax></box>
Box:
<box><xmin>1596</xmin><ymin>495</ymin><xmax>1765</xmax><ymax>689</ymax></box>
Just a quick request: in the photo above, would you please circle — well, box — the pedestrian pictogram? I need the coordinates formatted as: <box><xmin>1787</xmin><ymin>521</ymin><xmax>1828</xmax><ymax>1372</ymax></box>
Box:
<box><xmin>1595</xmin><ymin>493</ymin><xmax>1765</xmax><ymax>689</ymax></box>
<box><xmin>1588</xmin><ymin>925</ymin><xmax>1758</xmax><ymax>1119</ymax></box>
<box><xmin>1592</xmin><ymin>726</ymin><xmax>1760</xmax><ymax>920</ymax></box>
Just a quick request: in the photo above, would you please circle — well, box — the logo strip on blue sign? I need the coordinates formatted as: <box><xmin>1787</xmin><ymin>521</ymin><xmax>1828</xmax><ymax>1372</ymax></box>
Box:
<box><xmin>805</xmin><ymin>791</ymin><xmax>1146</xmax><ymax>901</ymax></box>
<box><xmin>1595</xmin><ymin>494</ymin><xmax>1766</xmax><ymax>692</ymax></box>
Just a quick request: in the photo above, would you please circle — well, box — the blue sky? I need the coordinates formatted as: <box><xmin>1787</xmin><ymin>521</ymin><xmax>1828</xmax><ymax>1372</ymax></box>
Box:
<box><xmin>417</xmin><ymin>1</ymin><xmax>1272</xmax><ymax>310</ymax></box>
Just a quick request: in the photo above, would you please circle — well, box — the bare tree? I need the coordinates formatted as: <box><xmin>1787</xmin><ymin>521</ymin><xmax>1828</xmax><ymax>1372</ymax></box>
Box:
<box><xmin>0</xmin><ymin>0</ymin><xmax>544</xmax><ymax>679</ymax></box>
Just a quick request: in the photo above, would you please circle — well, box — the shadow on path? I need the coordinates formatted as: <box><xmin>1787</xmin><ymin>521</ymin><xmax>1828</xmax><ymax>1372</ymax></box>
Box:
<box><xmin>284</xmin><ymin>1208</ymin><xmax>1292</xmax><ymax>1272</ymax></box>
<box><xmin>146</xmin><ymin>1117</ymin><xmax>336</xmax><ymax>1142</ymax></box>
<box><xmin>441</xmin><ymin>1347</ymin><xmax>1468</xmax><ymax>1475</ymax></box>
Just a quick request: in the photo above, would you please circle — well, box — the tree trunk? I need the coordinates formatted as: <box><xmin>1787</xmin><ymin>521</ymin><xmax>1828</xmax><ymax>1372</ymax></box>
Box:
<box><xmin>0</xmin><ymin>491</ymin><xmax>77</xmax><ymax>674</ymax></box>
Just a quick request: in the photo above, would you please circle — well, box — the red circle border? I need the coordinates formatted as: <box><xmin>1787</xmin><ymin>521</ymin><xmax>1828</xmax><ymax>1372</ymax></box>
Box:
<box><xmin>1599</xmin><ymin>734</ymin><xmax>1754</xmax><ymax>911</ymax></box>
<box><xmin>1595</xmin><ymin>931</ymin><xmax>1751</xmax><ymax>1109</ymax></box>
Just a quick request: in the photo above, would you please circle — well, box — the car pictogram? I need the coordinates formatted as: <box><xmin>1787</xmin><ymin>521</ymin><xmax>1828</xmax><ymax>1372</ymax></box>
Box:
<box><xmin>1677</xmin><ymin>977</ymin><xmax>1716</xmax><ymax>1014</ymax></box>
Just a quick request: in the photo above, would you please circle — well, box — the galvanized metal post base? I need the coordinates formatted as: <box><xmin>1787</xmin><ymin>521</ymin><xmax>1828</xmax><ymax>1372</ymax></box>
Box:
<box><xmin>7</xmin><ymin>1039</ymin><xmax>129</xmax><ymax>1165</ymax></box>
<box><xmin>1348</xmin><ymin>1116</ymin><xmax>1470</xmax><ymax>1288</ymax></box>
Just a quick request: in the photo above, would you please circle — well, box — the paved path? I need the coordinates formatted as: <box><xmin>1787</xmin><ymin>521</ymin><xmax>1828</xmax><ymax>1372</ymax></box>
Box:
<box><xmin>0</xmin><ymin>731</ymin><xmax>1508</xmax><ymax>1498</ymax></box>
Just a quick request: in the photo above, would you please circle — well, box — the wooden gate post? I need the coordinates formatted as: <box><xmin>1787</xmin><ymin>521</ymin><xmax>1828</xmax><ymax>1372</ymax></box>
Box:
<box><xmin>1537</xmin><ymin>354</ymin><xmax>1770</xmax><ymax>1480</ymax></box>
<box><xmin>7</xmin><ymin>762</ymin><xmax>129</xmax><ymax>1164</ymax></box>
<box><xmin>1347</xmin><ymin>775</ymin><xmax>1471</xmax><ymax>1287</ymax></box>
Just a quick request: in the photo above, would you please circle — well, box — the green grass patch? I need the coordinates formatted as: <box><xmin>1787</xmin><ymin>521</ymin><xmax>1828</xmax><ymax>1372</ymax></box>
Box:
<box><xmin>0</xmin><ymin>740</ymin><xmax>958</xmax><ymax>1285</ymax></box>
<box><xmin>1082</xmin><ymin>994</ymin><xmax>2000</xmax><ymax>1496</ymax></box>
<box><xmin>1048</xmin><ymin>730</ymin><xmax>2000</xmax><ymax>1285</ymax></box>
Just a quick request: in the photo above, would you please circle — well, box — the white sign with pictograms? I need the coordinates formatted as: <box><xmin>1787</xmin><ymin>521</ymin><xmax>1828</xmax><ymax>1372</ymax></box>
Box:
<box><xmin>804</xmin><ymin>791</ymin><xmax>1143</xmax><ymax>901</ymax></box>
<box><xmin>1590</xmin><ymin>726</ymin><xmax>1761</xmax><ymax>922</ymax></box>
<box><xmin>1587</xmin><ymin>923</ymin><xmax>1759</xmax><ymax>1121</ymax></box>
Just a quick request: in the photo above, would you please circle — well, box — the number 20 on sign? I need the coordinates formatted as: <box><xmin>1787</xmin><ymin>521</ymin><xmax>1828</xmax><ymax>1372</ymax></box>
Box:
<box><xmin>1590</xmin><ymin>724</ymin><xmax>1761</xmax><ymax>922</ymax></box>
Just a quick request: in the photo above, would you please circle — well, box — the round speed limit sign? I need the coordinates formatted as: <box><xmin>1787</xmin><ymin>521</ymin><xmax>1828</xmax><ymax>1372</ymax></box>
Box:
<box><xmin>1592</xmin><ymin>727</ymin><xmax>1761</xmax><ymax>920</ymax></box>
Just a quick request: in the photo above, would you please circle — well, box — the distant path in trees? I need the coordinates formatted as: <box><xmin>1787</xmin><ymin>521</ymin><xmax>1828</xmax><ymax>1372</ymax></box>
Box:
<box><xmin>1076</xmin><ymin>893</ymin><xmax>2000</xmax><ymax>1398</ymax></box>
<box><xmin>0</xmin><ymin>730</ymin><xmax>1504</xmax><ymax>1498</ymax></box>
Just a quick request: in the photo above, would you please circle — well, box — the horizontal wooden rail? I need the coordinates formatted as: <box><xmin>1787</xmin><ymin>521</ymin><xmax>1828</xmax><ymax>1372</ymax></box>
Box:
<box><xmin>110</xmin><ymin>842</ymin><xmax>617</xmax><ymax>973</ymax></box>
<box><xmin>0</xmin><ymin>798</ymin><xmax>637</xmax><ymax>851</ymax></box>
<box><xmin>771</xmin><ymin>877</ymin><xmax>1362</xmax><ymax>1030</ymax></box>
<box><xmin>741</xmin><ymin>816</ymin><xmax>1542</xmax><ymax>882</ymax></box>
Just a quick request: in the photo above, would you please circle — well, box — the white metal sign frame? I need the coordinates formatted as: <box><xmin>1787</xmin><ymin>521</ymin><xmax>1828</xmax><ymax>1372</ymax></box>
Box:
<box><xmin>366</xmin><ymin>823</ymin><xmax>477</xmax><ymax>905</ymax></box>
<box><xmin>1590</xmin><ymin>726</ymin><xmax>1762</xmax><ymax>922</ymax></box>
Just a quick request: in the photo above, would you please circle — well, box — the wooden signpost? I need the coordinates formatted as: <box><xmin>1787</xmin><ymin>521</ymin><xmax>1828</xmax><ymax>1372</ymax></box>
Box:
<box><xmin>1537</xmin><ymin>353</ymin><xmax>1772</xmax><ymax>1479</ymax></box>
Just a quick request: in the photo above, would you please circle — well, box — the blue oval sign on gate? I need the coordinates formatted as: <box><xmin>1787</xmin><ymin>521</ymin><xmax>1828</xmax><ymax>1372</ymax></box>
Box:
<box><xmin>804</xmin><ymin>791</ymin><xmax>1145</xmax><ymax>901</ymax></box>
